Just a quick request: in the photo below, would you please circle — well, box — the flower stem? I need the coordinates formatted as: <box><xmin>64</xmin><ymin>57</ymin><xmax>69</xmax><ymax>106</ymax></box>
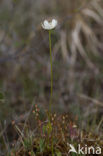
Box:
<box><xmin>49</xmin><ymin>30</ymin><xmax>53</xmax><ymax>115</ymax></box>
<box><xmin>49</xmin><ymin>30</ymin><xmax>54</xmax><ymax>156</ymax></box>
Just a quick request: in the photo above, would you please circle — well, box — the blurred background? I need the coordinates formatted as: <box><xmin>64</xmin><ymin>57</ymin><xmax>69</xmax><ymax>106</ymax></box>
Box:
<box><xmin>0</xmin><ymin>0</ymin><xmax>103</xmax><ymax>148</ymax></box>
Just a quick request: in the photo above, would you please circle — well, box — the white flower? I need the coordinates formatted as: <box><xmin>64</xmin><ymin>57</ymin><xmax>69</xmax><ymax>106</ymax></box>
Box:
<box><xmin>42</xmin><ymin>19</ymin><xmax>58</xmax><ymax>30</ymax></box>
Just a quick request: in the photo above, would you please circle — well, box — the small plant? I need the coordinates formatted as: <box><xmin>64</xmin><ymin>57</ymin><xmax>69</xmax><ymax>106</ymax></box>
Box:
<box><xmin>42</xmin><ymin>19</ymin><xmax>58</xmax><ymax>115</ymax></box>
<box><xmin>42</xmin><ymin>19</ymin><xmax>58</xmax><ymax>155</ymax></box>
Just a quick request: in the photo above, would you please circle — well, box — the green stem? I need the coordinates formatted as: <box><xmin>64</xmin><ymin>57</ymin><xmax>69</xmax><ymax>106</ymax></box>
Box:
<box><xmin>49</xmin><ymin>30</ymin><xmax>54</xmax><ymax>156</ymax></box>
<box><xmin>49</xmin><ymin>30</ymin><xmax>53</xmax><ymax>115</ymax></box>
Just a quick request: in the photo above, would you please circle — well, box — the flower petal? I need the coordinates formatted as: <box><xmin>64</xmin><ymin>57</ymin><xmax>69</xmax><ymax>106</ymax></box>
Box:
<box><xmin>52</xmin><ymin>19</ymin><xmax>57</xmax><ymax>28</ymax></box>
<box><xmin>44</xmin><ymin>20</ymin><xmax>50</xmax><ymax>28</ymax></box>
